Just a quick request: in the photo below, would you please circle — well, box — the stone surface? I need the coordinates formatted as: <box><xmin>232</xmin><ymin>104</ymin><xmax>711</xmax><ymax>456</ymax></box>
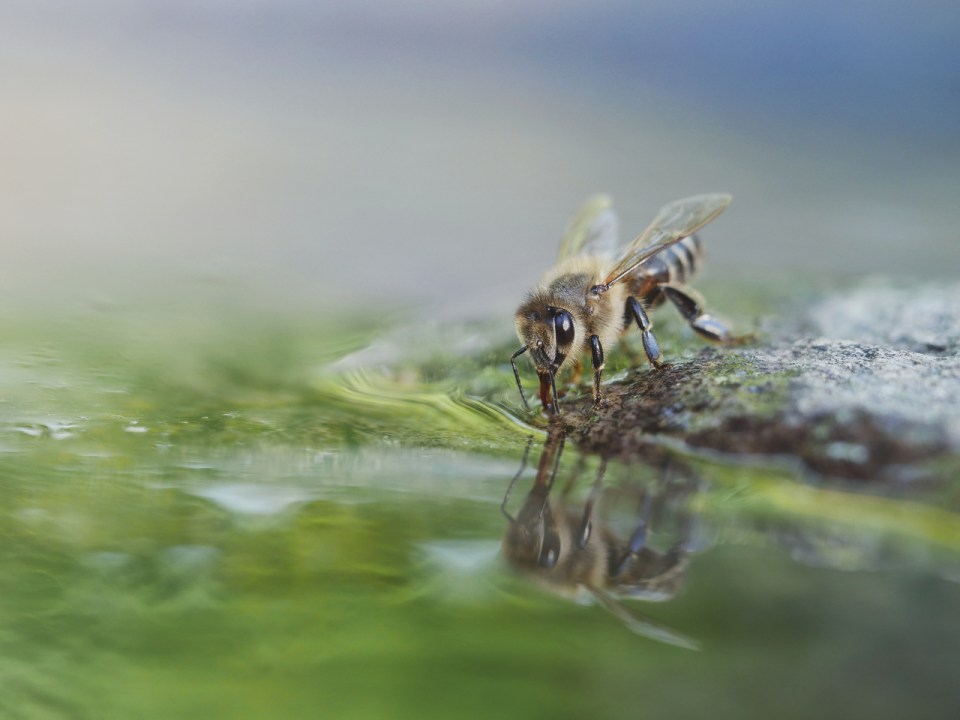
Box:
<box><xmin>560</xmin><ymin>282</ymin><xmax>960</xmax><ymax>484</ymax></box>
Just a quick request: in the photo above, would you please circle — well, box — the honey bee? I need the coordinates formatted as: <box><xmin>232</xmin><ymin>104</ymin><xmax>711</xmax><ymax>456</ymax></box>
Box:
<box><xmin>511</xmin><ymin>193</ymin><xmax>746</xmax><ymax>413</ymax></box>
<box><xmin>501</xmin><ymin>435</ymin><xmax>699</xmax><ymax>649</ymax></box>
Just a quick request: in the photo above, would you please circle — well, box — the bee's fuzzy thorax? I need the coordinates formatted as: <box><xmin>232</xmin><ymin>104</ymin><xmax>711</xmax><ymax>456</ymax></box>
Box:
<box><xmin>514</xmin><ymin>253</ymin><xmax>629</xmax><ymax>377</ymax></box>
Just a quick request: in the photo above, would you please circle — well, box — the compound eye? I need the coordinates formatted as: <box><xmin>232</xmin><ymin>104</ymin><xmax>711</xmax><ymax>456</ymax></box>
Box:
<box><xmin>553</xmin><ymin>310</ymin><xmax>574</xmax><ymax>346</ymax></box>
<box><xmin>538</xmin><ymin>533</ymin><xmax>561</xmax><ymax>569</ymax></box>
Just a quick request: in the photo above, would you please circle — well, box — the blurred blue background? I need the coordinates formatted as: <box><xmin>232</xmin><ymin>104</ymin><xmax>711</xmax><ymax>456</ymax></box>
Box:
<box><xmin>2</xmin><ymin>1</ymin><xmax>958</xmax><ymax>313</ymax></box>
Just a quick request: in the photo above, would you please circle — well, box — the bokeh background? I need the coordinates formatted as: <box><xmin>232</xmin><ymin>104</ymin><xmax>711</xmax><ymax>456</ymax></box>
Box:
<box><xmin>3</xmin><ymin>5</ymin><xmax>960</xmax><ymax>719</ymax></box>
<box><xmin>3</xmin><ymin>1</ymin><xmax>958</xmax><ymax>317</ymax></box>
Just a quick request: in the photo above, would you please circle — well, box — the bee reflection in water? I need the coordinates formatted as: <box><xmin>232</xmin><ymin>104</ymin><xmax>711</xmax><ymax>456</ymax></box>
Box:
<box><xmin>501</xmin><ymin>434</ymin><xmax>702</xmax><ymax>649</ymax></box>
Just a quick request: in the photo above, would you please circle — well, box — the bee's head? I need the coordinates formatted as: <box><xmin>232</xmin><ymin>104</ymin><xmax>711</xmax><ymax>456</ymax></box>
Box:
<box><xmin>514</xmin><ymin>296</ymin><xmax>577</xmax><ymax>412</ymax></box>
<box><xmin>502</xmin><ymin>486</ymin><xmax>563</xmax><ymax>571</ymax></box>
<box><xmin>502</xmin><ymin>511</ymin><xmax>562</xmax><ymax>571</ymax></box>
<box><xmin>514</xmin><ymin>297</ymin><xmax>577</xmax><ymax>372</ymax></box>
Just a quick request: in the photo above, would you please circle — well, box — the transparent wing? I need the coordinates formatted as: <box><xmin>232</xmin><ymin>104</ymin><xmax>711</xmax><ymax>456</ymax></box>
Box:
<box><xmin>588</xmin><ymin>585</ymin><xmax>699</xmax><ymax>650</ymax></box>
<box><xmin>557</xmin><ymin>194</ymin><xmax>620</xmax><ymax>260</ymax></box>
<box><xmin>601</xmin><ymin>193</ymin><xmax>732</xmax><ymax>288</ymax></box>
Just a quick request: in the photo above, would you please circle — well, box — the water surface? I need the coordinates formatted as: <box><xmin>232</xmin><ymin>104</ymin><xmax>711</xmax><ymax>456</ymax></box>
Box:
<box><xmin>1</xmin><ymin>306</ymin><xmax>957</xmax><ymax>719</ymax></box>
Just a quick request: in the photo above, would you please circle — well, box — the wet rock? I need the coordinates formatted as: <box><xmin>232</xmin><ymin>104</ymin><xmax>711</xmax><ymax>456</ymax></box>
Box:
<box><xmin>562</xmin><ymin>282</ymin><xmax>960</xmax><ymax>483</ymax></box>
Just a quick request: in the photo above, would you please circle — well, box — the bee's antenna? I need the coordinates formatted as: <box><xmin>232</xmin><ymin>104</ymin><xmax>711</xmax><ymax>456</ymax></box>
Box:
<box><xmin>510</xmin><ymin>346</ymin><xmax>530</xmax><ymax>410</ymax></box>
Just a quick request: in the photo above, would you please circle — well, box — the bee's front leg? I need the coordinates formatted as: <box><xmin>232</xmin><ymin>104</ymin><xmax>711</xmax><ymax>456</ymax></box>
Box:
<box><xmin>589</xmin><ymin>335</ymin><xmax>605</xmax><ymax>407</ymax></box>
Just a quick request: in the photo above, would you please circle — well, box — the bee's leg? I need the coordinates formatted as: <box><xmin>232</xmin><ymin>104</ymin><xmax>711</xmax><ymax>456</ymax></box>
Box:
<box><xmin>577</xmin><ymin>457</ymin><xmax>607</xmax><ymax>548</ymax></box>
<box><xmin>661</xmin><ymin>284</ymin><xmax>753</xmax><ymax>345</ymax></box>
<box><xmin>560</xmin><ymin>452</ymin><xmax>585</xmax><ymax>499</ymax></box>
<box><xmin>510</xmin><ymin>346</ymin><xmax>531</xmax><ymax>409</ymax></box>
<box><xmin>500</xmin><ymin>435</ymin><xmax>533</xmax><ymax>522</ymax></box>
<box><xmin>626</xmin><ymin>297</ymin><xmax>665</xmax><ymax>368</ymax></box>
<box><xmin>589</xmin><ymin>335</ymin><xmax>605</xmax><ymax>406</ymax></box>
<box><xmin>613</xmin><ymin>489</ymin><xmax>654</xmax><ymax>577</ymax></box>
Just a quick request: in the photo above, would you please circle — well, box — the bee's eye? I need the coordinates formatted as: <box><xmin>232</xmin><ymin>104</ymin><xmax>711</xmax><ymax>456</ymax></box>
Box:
<box><xmin>539</xmin><ymin>534</ymin><xmax>561</xmax><ymax>569</ymax></box>
<box><xmin>554</xmin><ymin>310</ymin><xmax>574</xmax><ymax>346</ymax></box>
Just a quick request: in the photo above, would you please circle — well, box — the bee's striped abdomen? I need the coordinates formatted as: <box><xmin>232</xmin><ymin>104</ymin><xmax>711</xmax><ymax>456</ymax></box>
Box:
<box><xmin>662</xmin><ymin>233</ymin><xmax>702</xmax><ymax>285</ymax></box>
<box><xmin>631</xmin><ymin>233</ymin><xmax>705</xmax><ymax>308</ymax></box>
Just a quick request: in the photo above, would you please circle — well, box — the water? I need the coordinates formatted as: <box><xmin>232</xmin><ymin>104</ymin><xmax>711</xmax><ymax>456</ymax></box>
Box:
<box><xmin>1</xmin><ymin>305</ymin><xmax>957</xmax><ymax>720</ymax></box>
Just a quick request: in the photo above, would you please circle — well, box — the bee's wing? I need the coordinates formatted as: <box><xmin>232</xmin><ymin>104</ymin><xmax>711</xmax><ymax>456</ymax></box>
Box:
<box><xmin>601</xmin><ymin>194</ymin><xmax>731</xmax><ymax>288</ymax></box>
<box><xmin>588</xmin><ymin>584</ymin><xmax>700</xmax><ymax>650</ymax></box>
<box><xmin>557</xmin><ymin>194</ymin><xmax>620</xmax><ymax>261</ymax></box>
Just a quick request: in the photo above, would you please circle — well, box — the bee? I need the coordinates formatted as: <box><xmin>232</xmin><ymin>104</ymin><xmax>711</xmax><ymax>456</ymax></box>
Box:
<box><xmin>511</xmin><ymin>193</ymin><xmax>746</xmax><ymax>413</ymax></box>
<box><xmin>501</xmin><ymin>435</ymin><xmax>699</xmax><ymax>649</ymax></box>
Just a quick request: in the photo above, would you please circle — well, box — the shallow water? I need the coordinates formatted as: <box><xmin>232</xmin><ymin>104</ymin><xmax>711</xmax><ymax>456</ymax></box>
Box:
<box><xmin>1</xmin><ymin>308</ymin><xmax>958</xmax><ymax>720</ymax></box>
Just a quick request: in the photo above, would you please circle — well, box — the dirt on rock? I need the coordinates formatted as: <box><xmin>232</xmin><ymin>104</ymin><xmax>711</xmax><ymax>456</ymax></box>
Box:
<box><xmin>555</xmin><ymin>282</ymin><xmax>960</xmax><ymax>484</ymax></box>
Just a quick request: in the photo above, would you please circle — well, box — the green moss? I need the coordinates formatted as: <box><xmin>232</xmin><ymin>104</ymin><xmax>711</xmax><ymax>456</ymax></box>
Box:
<box><xmin>679</xmin><ymin>352</ymin><xmax>799</xmax><ymax>432</ymax></box>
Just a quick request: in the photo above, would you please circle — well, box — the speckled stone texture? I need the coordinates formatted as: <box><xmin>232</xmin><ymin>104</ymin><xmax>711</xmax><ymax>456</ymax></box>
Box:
<box><xmin>561</xmin><ymin>282</ymin><xmax>960</xmax><ymax>483</ymax></box>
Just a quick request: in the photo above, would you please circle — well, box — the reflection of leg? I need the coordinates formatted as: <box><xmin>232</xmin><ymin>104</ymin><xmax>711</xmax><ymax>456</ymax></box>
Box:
<box><xmin>661</xmin><ymin>284</ymin><xmax>752</xmax><ymax>344</ymax></box>
<box><xmin>539</xmin><ymin>431</ymin><xmax>565</xmax><ymax>492</ymax></box>
<box><xmin>589</xmin><ymin>334</ymin><xmax>605</xmax><ymax>406</ymax></box>
<box><xmin>500</xmin><ymin>436</ymin><xmax>533</xmax><ymax>520</ymax></box>
<box><xmin>627</xmin><ymin>490</ymin><xmax>654</xmax><ymax>555</ymax></box>
<box><xmin>658</xmin><ymin>458</ymin><xmax>708</xmax><ymax>554</ymax></box>
<box><xmin>613</xmin><ymin>489</ymin><xmax>654</xmax><ymax>577</ymax></box>
<box><xmin>577</xmin><ymin>458</ymin><xmax>607</xmax><ymax>548</ymax></box>
<box><xmin>626</xmin><ymin>297</ymin><xmax>665</xmax><ymax>368</ymax></box>
<box><xmin>560</xmin><ymin>453</ymin><xmax>586</xmax><ymax>499</ymax></box>
<box><xmin>677</xmin><ymin>512</ymin><xmax>697</xmax><ymax>555</ymax></box>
